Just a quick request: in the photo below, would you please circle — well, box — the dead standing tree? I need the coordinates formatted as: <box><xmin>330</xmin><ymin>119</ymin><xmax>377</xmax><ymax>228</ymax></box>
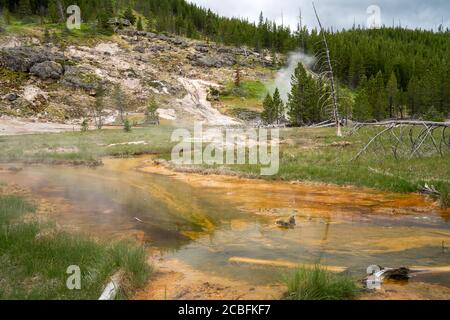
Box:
<box><xmin>312</xmin><ymin>2</ymin><xmax>342</xmax><ymax>137</ymax></box>
<box><xmin>349</xmin><ymin>121</ymin><xmax>450</xmax><ymax>161</ymax></box>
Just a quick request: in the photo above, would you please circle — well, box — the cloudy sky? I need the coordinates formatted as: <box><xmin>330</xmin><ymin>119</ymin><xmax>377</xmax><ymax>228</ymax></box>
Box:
<box><xmin>189</xmin><ymin>0</ymin><xmax>449</xmax><ymax>31</ymax></box>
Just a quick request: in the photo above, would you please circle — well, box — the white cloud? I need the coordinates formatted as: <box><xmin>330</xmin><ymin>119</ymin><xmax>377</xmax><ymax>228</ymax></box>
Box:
<box><xmin>189</xmin><ymin>0</ymin><xmax>449</xmax><ymax>30</ymax></box>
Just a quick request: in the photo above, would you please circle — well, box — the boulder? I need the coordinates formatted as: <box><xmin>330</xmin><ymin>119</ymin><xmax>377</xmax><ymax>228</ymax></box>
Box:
<box><xmin>217</xmin><ymin>47</ymin><xmax>233</xmax><ymax>54</ymax></box>
<box><xmin>187</xmin><ymin>53</ymin><xmax>222</xmax><ymax>68</ymax></box>
<box><xmin>0</xmin><ymin>47</ymin><xmax>63</xmax><ymax>73</ymax></box>
<box><xmin>108</xmin><ymin>18</ymin><xmax>131</xmax><ymax>27</ymax></box>
<box><xmin>148</xmin><ymin>44</ymin><xmax>165</xmax><ymax>52</ymax></box>
<box><xmin>220</xmin><ymin>54</ymin><xmax>237</xmax><ymax>67</ymax></box>
<box><xmin>157</xmin><ymin>34</ymin><xmax>171</xmax><ymax>42</ymax></box>
<box><xmin>30</xmin><ymin>61</ymin><xmax>64</xmax><ymax>80</ymax></box>
<box><xmin>169</xmin><ymin>37</ymin><xmax>186</xmax><ymax>46</ymax></box>
<box><xmin>133</xmin><ymin>46</ymin><xmax>146</xmax><ymax>54</ymax></box>
<box><xmin>194</xmin><ymin>44</ymin><xmax>209</xmax><ymax>53</ymax></box>
<box><xmin>147</xmin><ymin>80</ymin><xmax>184</xmax><ymax>96</ymax></box>
<box><xmin>3</xmin><ymin>93</ymin><xmax>18</xmax><ymax>101</ymax></box>
<box><xmin>61</xmin><ymin>76</ymin><xmax>103</xmax><ymax>91</ymax></box>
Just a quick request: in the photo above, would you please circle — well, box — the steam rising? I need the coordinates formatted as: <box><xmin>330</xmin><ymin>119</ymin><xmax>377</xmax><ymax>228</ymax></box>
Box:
<box><xmin>270</xmin><ymin>51</ymin><xmax>316</xmax><ymax>103</ymax></box>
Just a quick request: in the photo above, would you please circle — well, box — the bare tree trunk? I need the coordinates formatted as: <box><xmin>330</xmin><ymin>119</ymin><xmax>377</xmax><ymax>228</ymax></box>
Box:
<box><xmin>313</xmin><ymin>3</ymin><xmax>342</xmax><ymax>137</ymax></box>
<box><xmin>57</xmin><ymin>0</ymin><xmax>65</xmax><ymax>23</ymax></box>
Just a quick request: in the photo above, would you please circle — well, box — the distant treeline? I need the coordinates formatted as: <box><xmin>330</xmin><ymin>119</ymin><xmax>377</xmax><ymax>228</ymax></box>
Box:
<box><xmin>1</xmin><ymin>0</ymin><xmax>449</xmax><ymax>119</ymax></box>
<box><xmin>304</xmin><ymin>28</ymin><xmax>450</xmax><ymax>120</ymax></box>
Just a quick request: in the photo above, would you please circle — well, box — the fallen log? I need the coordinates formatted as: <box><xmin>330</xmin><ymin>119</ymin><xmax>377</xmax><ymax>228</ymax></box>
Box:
<box><xmin>99</xmin><ymin>271</ymin><xmax>123</xmax><ymax>300</ymax></box>
<box><xmin>411</xmin><ymin>265</ymin><xmax>450</xmax><ymax>274</ymax></box>
<box><xmin>355</xmin><ymin>120</ymin><xmax>450</xmax><ymax>127</ymax></box>
<box><xmin>419</xmin><ymin>184</ymin><xmax>441</xmax><ymax>196</ymax></box>
<box><xmin>228</xmin><ymin>257</ymin><xmax>346</xmax><ymax>273</ymax></box>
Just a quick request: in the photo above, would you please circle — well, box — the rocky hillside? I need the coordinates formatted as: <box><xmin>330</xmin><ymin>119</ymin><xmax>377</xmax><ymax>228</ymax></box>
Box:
<box><xmin>0</xmin><ymin>30</ymin><xmax>277</xmax><ymax>127</ymax></box>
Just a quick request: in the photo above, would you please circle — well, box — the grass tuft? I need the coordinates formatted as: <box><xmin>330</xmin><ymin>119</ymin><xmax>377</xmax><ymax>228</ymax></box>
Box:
<box><xmin>0</xmin><ymin>195</ymin><xmax>151</xmax><ymax>300</ymax></box>
<box><xmin>283</xmin><ymin>265</ymin><xmax>358</xmax><ymax>300</ymax></box>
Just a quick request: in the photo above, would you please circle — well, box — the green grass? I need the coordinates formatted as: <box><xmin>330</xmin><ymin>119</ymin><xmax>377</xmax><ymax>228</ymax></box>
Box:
<box><xmin>1</xmin><ymin>18</ymin><xmax>114</xmax><ymax>44</ymax></box>
<box><xmin>218</xmin><ymin>80</ymin><xmax>268</xmax><ymax>115</ymax></box>
<box><xmin>283</xmin><ymin>265</ymin><xmax>359</xmax><ymax>300</ymax></box>
<box><xmin>0</xmin><ymin>195</ymin><xmax>151</xmax><ymax>300</ymax></box>
<box><xmin>437</xmin><ymin>183</ymin><xmax>450</xmax><ymax>208</ymax></box>
<box><xmin>0</xmin><ymin>125</ymin><xmax>176</xmax><ymax>165</ymax></box>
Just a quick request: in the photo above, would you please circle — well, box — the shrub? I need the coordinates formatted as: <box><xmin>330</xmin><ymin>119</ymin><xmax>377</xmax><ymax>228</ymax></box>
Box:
<box><xmin>123</xmin><ymin>118</ymin><xmax>132</xmax><ymax>132</ymax></box>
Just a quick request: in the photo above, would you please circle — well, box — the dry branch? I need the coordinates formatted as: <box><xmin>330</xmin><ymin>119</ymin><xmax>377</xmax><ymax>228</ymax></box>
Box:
<box><xmin>351</xmin><ymin>120</ymin><xmax>450</xmax><ymax>160</ymax></box>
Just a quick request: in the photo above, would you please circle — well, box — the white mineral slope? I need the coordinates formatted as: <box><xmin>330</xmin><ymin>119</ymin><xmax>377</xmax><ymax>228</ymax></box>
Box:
<box><xmin>0</xmin><ymin>116</ymin><xmax>78</xmax><ymax>136</ymax></box>
<box><xmin>177</xmin><ymin>78</ymin><xmax>240</xmax><ymax>126</ymax></box>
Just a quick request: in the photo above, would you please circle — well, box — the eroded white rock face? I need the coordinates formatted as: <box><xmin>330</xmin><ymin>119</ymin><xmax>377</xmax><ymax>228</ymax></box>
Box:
<box><xmin>0</xmin><ymin>116</ymin><xmax>77</xmax><ymax>136</ymax></box>
<box><xmin>0</xmin><ymin>36</ymin><xmax>22</xmax><ymax>49</ymax></box>
<box><xmin>23</xmin><ymin>85</ymin><xmax>47</xmax><ymax>103</ymax></box>
<box><xmin>157</xmin><ymin>108</ymin><xmax>177</xmax><ymax>120</ymax></box>
<box><xmin>94</xmin><ymin>43</ymin><xmax>120</xmax><ymax>55</ymax></box>
<box><xmin>177</xmin><ymin>78</ymin><xmax>240</xmax><ymax>126</ymax></box>
<box><xmin>1</xmin><ymin>33</ymin><xmax>246</xmax><ymax>128</ymax></box>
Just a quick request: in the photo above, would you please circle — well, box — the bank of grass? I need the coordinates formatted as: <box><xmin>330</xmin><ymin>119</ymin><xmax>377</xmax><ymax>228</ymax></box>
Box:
<box><xmin>0</xmin><ymin>125</ymin><xmax>176</xmax><ymax>164</ymax></box>
<box><xmin>221</xmin><ymin>127</ymin><xmax>450</xmax><ymax>207</ymax></box>
<box><xmin>0</xmin><ymin>195</ymin><xmax>151</xmax><ymax>300</ymax></box>
<box><xmin>283</xmin><ymin>265</ymin><xmax>359</xmax><ymax>300</ymax></box>
<box><xmin>1</xmin><ymin>18</ymin><xmax>113</xmax><ymax>45</ymax></box>
<box><xmin>218</xmin><ymin>80</ymin><xmax>267</xmax><ymax>117</ymax></box>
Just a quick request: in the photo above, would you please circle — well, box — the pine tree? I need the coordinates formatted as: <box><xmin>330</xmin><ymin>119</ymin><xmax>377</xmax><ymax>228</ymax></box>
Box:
<box><xmin>47</xmin><ymin>0</ymin><xmax>59</xmax><ymax>23</ymax></box>
<box><xmin>146</xmin><ymin>97</ymin><xmax>160</xmax><ymax>125</ymax></box>
<box><xmin>348</xmin><ymin>49</ymin><xmax>364</xmax><ymax>88</ymax></box>
<box><xmin>145</xmin><ymin>17</ymin><xmax>155</xmax><ymax>32</ymax></box>
<box><xmin>386</xmin><ymin>72</ymin><xmax>398</xmax><ymax>118</ymax></box>
<box><xmin>353</xmin><ymin>88</ymin><xmax>372</xmax><ymax>121</ymax></box>
<box><xmin>123</xmin><ymin>118</ymin><xmax>132</xmax><ymax>132</ymax></box>
<box><xmin>113</xmin><ymin>84</ymin><xmax>126</xmax><ymax>123</ymax></box>
<box><xmin>288</xmin><ymin>63</ymin><xmax>307</xmax><ymax>126</ymax></box>
<box><xmin>43</xmin><ymin>28</ymin><xmax>51</xmax><ymax>43</ymax></box>
<box><xmin>338</xmin><ymin>87</ymin><xmax>354</xmax><ymax>124</ymax></box>
<box><xmin>287</xmin><ymin>63</ymin><xmax>320</xmax><ymax>126</ymax></box>
<box><xmin>2</xmin><ymin>7</ymin><xmax>11</xmax><ymax>25</ymax></box>
<box><xmin>367</xmin><ymin>71</ymin><xmax>387</xmax><ymax>120</ymax></box>
<box><xmin>137</xmin><ymin>17</ymin><xmax>143</xmax><ymax>31</ymax></box>
<box><xmin>407</xmin><ymin>75</ymin><xmax>419</xmax><ymax>118</ymax></box>
<box><xmin>97</xmin><ymin>12</ymin><xmax>112</xmax><ymax>34</ymax></box>
<box><xmin>261</xmin><ymin>93</ymin><xmax>275</xmax><ymax>125</ymax></box>
<box><xmin>123</xmin><ymin>7</ymin><xmax>136</xmax><ymax>26</ymax></box>
<box><xmin>93</xmin><ymin>85</ymin><xmax>105</xmax><ymax>130</ymax></box>
<box><xmin>18</xmin><ymin>0</ymin><xmax>32</xmax><ymax>18</ymax></box>
<box><xmin>272</xmin><ymin>88</ymin><xmax>284</xmax><ymax>124</ymax></box>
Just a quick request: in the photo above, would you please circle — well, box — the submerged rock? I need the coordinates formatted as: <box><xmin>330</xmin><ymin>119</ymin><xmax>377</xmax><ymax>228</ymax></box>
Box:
<box><xmin>276</xmin><ymin>215</ymin><xmax>296</xmax><ymax>229</ymax></box>
<box><xmin>382</xmin><ymin>267</ymin><xmax>410</xmax><ymax>281</ymax></box>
